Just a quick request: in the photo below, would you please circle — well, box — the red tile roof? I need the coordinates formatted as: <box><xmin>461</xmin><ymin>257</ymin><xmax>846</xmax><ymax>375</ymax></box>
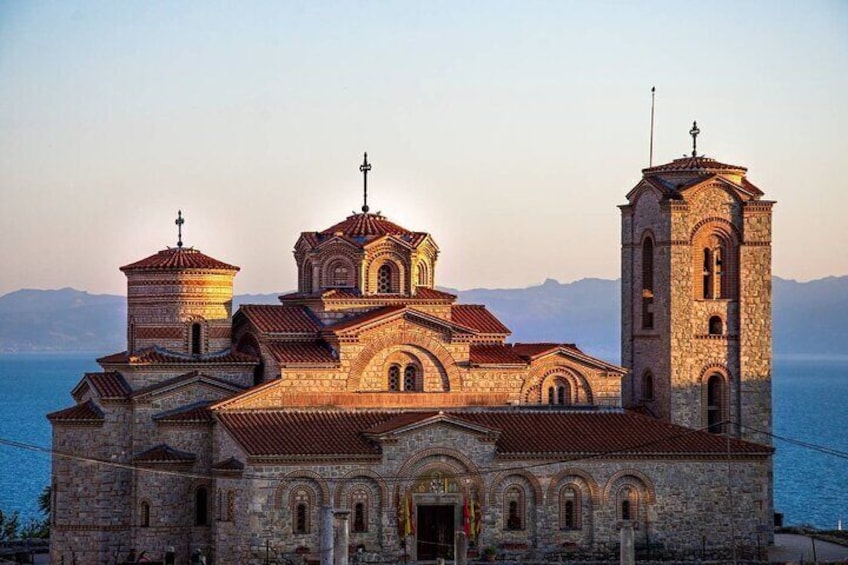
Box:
<box><xmin>238</xmin><ymin>305</ymin><xmax>323</xmax><ymax>334</ymax></box>
<box><xmin>212</xmin><ymin>457</ymin><xmax>245</xmax><ymax>471</ymax></box>
<box><xmin>512</xmin><ymin>342</ymin><xmax>581</xmax><ymax>358</ymax></box>
<box><xmin>218</xmin><ymin>411</ymin><xmax>385</xmax><ymax>459</ymax></box>
<box><xmin>133</xmin><ymin>444</ymin><xmax>197</xmax><ymax>463</ymax></box>
<box><xmin>216</xmin><ymin>409</ymin><xmax>770</xmax><ymax>459</ymax></box>
<box><xmin>153</xmin><ymin>402</ymin><xmax>215</xmax><ymax>424</ymax></box>
<box><xmin>97</xmin><ymin>347</ymin><xmax>258</xmax><ymax>366</ymax></box>
<box><xmin>324</xmin><ymin>305</ymin><xmax>405</xmax><ymax>333</ymax></box>
<box><xmin>469</xmin><ymin>344</ymin><xmax>526</xmax><ymax>365</ymax></box>
<box><xmin>120</xmin><ymin>247</ymin><xmax>239</xmax><ymax>272</ymax></box>
<box><xmin>320</xmin><ymin>213</ymin><xmax>415</xmax><ymax>238</ymax></box>
<box><xmin>131</xmin><ymin>370</ymin><xmax>246</xmax><ymax>399</ymax></box>
<box><xmin>643</xmin><ymin>156</ymin><xmax>747</xmax><ymax>175</ymax></box>
<box><xmin>266</xmin><ymin>341</ymin><xmax>337</xmax><ymax>365</ymax></box>
<box><xmin>451</xmin><ymin>305</ymin><xmax>511</xmax><ymax>335</ymax></box>
<box><xmin>415</xmin><ymin>287</ymin><xmax>457</xmax><ymax>301</ymax></box>
<box><xmin>86</xmin><ymin>372</ymin><xmax>131</xmax><ymax>399</ymax></box>
<box><xmin>47</xmin><ymin>400</ymin><xmax>104</xmax><ymax>424</ymax></box>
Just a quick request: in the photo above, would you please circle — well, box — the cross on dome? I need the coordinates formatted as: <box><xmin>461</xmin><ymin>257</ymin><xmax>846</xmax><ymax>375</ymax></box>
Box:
<box><xmin>360</xmin><ymin>152</ymin><xmax>372</xmax><ymax>214</ymax></box>
<box><xmin>175</xmin><ymin>210</ymin><xmax>185</xmax><ymax>248</ymax></box>
<box><xmin>689</xmin><ymin>121</ymin><xmax>700</xmax><ymax>157</ymax></box>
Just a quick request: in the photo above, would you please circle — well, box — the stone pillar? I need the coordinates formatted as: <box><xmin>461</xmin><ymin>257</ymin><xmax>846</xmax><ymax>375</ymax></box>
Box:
<box><xmin>334</xmin><ymin>510</ymin><xmax>350</xmax><ymax>565</ymax></box>
<box><xmin>455</xmin><ymin>531</ymin><xmax>468</xmax><ymax>565</ymax></box>
<box><xmin>321</xmin><ymin>506</ymin><xmax>334</xmax><ymax>565</ymax></box>
<box><xmin>620</xmin><ymin>524</ymin><xmax>634</xmax><ymax>565</ymax></box>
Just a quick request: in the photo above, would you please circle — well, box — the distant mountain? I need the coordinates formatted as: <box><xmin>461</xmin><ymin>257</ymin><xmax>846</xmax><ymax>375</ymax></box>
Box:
<box><xmin>1</xmin><ymin>277</ymin><xmax>845</xmax><ymax>358</ymax></box>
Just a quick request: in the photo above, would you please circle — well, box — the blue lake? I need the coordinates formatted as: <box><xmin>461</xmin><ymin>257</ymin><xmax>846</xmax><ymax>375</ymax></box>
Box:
<box><xmin>0</xmin><ymin>353</ymin><xmax>846</xmax><ymax>528</ymax></box>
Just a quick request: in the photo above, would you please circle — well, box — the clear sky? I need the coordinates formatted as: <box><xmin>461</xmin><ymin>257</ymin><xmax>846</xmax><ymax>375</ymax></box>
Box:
<box><xmin>1</xmin><ymin>1</ymin><xmax>846</xmax><ymax>296</ymax></box>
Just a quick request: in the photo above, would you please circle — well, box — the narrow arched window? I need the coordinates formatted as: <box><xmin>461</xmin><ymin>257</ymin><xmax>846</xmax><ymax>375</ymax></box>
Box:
<box><xmin>295</xmin><ymin>504</ymin><xmax>307</xmax><ymax>533</ymax></box>
<box><xmin>618</xmin><ymin>486</ymin><xmax>638</xmax><ymax>521</ymax></box>
<box><xmin>292</xmin><ymin>488</ymin><xmax>310</xmax><ymax>534</ymax></box>
<box><xmin>707</xmin><ymin>374</ymin><xmax>725</xmax><ymax>433</ymax></box>
<box><xmin>195</xmin><ymin>487</ymin><xmax>208</xmax><ymax>526</ymax></box>
<box><xmin>191</xmin><ymin>323</ymin><xmax>202</xmax><ymax>355</ymax></box>
<box><xmin>642</xmin><ymin>236</ymin><xmax>655</xmax><ymax>329</ymax></box>
<box><xmin>403</xmin><ymin>365</ymin><xmax>418</xmax><ymax>392</ymax></box>
<box><xmin>548</xmin><ymin>386</ymin><xmax>555</xmax><ymax>405</ymax></box>
<box><xmin>560</xmin><ymin>486</ymin><xmax>582</xmax><ymax>530</ymax></box>
<box><xmin>557</xmin><ymin>385</ymin><xmax>566</xmax><ymax>405</ymax></box>
<box><xmin>227</xmin><ymin>490</ymin><xmax>235</xmax><ymax>522</ymax></box>
<box><xmin>417</xmin><ymin>261</ymin><xmax>428</xmax><ymax>286</ymax></box>
<box><xmin>378</xmin><ymin>264</ymin><xmax>394</xmax><ymax>293</ymax></box>
<box><xmin>504</xmin><ymin>486</ymin><xmax>524</xmax><ymax>531</ymax></box>
<box><xmin>388</xmin><ymin>365</ymin><xmax>400</xmax><ymax>391</ymax></box>
<box><xmin>354</xmin><ymin>503</ymin><xmax>366</xmax><ymax>533</ymax></box>
<box><xmin>709</xmin><ymin>316</ymin><xmax>723</xmax><ymax>335</ymax></box>
<box><xmin>703</xmin><ymin>248</ymin><xmax>713</xmax><ymax>299</ymax></box>
<box><xmin>642</xmin><ymin>371</ymin><xmax>654</xmax><ymax>401</ymax></box>
<box><xmin>140</xmin><ymin>501</ymin><xmax>150</xmax><ymax>527</ymax></box>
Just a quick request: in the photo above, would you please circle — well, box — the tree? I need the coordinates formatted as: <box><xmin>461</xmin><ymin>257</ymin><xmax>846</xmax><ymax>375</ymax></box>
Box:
<box><xmin>0</xmin><ymin>508</ymin><xmax>21</xmax><ymax>541</ymax></box>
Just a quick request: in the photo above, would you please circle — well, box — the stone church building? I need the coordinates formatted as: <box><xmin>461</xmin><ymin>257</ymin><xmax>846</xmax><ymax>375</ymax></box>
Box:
<box><xmin>48</xmin><ymin>144</ymin><xmax>774</xmax><ymax>564</ymax></box>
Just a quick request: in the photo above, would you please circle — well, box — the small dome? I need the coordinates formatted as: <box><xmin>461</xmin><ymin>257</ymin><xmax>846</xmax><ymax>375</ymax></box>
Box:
<box><xmin>120</xmin><ymin>247</ymin><xmax>239</xmax><ymax>272</ymax></box>
<box><xmin>320</xmin><ymin>212</ymin><xmax>415</xmax><ymax>239</ymax></box>
<box><xmin>642</xmin><ymin>156</ymin><xmax>747</xmax><ymax>176</ymax></box>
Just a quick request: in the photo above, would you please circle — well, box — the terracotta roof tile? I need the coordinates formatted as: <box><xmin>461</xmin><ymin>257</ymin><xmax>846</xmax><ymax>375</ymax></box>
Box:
<box><xmin>97</xmin><ymin>347</ymin><xmax>258</xmax><ymax>366</ymax></box>
<box><xmin>643</xmin><ymin>156</ymin><xmax>747</xmax><ymax>175</ymax></box>
<box><xmin>266</xmin><ymin>341</ymin><xmax>337</xmax><ymax>365</ymax></box>
<box><xmin>238</xmin><ymin>305</ymin><xmax>323</xmax><ymax>334</ymax></box>
<box><xmin>217</xmin><ymin>409</ymin><xmax>770</xmax><ymax>458</ymax></box>
<box><xmin>133</xmin><ymin>443</ymin><xmax>197</xmax><ymax>463</ymax></box>
<box><xmin>218</xmin><ymin>411</ymin><xmax>386</xmax><ymax>458</ymax></box>
<box><xmin>120</xmin><ymin>247</ymin><xmax>239</xmax><ymax>272</ymax></box>
<box><xmin>212</xmin><ymin>457</ymin><xmax>245</xmax><ymax>471</ymax></box>
<box><xmin>414</xmin><ymin>288</ymin><xmax>457</xmax><ymax>300</ymax></box>
<box><xmin>153</xmin><ymin>402</ymin><xmax>215</xmax><ymax>424</ymax></box>
<box><xmin>451</xmin><ymin>305</ymin><xmax>511</xmax><ymax>335</ymax></box>
<box><xmin>324</xmin><ymin>305</ymin><xmax>405</xmax><ymax>333</ymax></box>
<box><xmin>320</xmin><ymin>213</ymin><xmax>415</xmax><ymax>238</ymax></box>
<box><xmin>86</xmin><ymin>372</ymin><xmax>131</xmax><ymax>399</ymax></box>
<box><xmin>131</xmin><ymin>370</ymin><xmax>246</xmax><ymax>398</ymax></box>
<box><xmin>469</xmin><ymin>344</ymin><xmax>526</xmax><ymax>365</ymax></box>
<box><xmin>47</xmin><ymin>400</ymin><xmax>104</xmax><ymax>424</ymax></box>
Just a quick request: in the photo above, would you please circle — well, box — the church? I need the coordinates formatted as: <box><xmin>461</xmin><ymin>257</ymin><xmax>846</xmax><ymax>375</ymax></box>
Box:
<box><xmin>48</xmin><ymin>136</ymin><xmax>775</xmax><ymax>564</ymax></box>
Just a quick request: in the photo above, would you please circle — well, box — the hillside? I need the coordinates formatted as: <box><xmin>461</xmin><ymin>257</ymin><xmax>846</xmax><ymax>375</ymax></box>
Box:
<box><xmin>1</xmin><ymin>277</ymin><xmax>845</xmax><ymax>358</ymax></box>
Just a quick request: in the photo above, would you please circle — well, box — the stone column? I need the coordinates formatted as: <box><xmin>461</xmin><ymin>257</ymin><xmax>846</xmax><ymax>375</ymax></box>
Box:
<box><xmin>455</xmin><ymin>531</ymin><xmax>467</xmax><ymax>565</ymax></box>
<box><xmin>334</xmin><ymin>511</ymin><xmax>350</xmax><ymax>565</ymax></box>
<box><xmin>620</xmin><ymin>524</ymin><xmax>634</xmax><ymax>565</ymax></box>
<box><xmin>321</xmin><ymin>506</ymin><xmax>334</xmax><ymax>565</ymax></box>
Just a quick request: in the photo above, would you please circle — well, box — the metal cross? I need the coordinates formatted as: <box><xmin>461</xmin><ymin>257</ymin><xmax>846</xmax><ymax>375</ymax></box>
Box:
<box><xmin>175</xmin><ymin>210</ymin><xmax>185</xmax><ymax>248</ymax></box>
<box><xmin>690</xmin><ymin>121</ymin><xmax>700</xmax><ymax>157</ymax></box>
<box><xmin>359</xmin><ymin>152</ymin><xmax>371</xmax><ymax>214</ymax></box>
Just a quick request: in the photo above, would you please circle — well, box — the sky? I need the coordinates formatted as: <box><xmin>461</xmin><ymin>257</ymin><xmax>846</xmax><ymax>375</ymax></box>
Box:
<box><xmin>1</xmin><ymin>1</ymin><xmax>846</xmax><ymax>296</ymax></box>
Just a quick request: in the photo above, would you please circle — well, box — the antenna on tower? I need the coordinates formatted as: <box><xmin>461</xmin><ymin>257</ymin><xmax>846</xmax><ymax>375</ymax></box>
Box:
<box><xmin>649</xmin><ymin>87</ymin><xmax>656</xmax><ymax>167</ymax></box>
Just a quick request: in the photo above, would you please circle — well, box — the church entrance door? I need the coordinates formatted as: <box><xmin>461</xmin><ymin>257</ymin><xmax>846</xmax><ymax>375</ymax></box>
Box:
<box><xmin>416</xmin><ymin>504</ymin><xmax>454</xmax><ymax>561</ymax></box>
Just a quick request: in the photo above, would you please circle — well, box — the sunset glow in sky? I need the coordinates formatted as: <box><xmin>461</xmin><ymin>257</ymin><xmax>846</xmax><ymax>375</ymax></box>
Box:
<box><xmin>1</xmin><ymin>1</ymin><xmax>846</xmax><ymax>296</ymax></box>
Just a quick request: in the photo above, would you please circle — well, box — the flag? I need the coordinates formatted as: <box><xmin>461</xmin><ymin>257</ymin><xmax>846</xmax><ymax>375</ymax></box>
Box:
<box><xmin>463</xmin><ymin>496</ymin><xmax>471</xmax><ymax>536</ymax></box>
<box><xmin>402</xmin><ymin>494</ymin><xmax>415</xmax><ymax>536</ymax></box>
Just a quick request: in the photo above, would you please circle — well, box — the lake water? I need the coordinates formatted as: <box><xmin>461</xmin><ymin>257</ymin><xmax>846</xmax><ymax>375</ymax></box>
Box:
<box><xmin>0</xmin><ymin>354</ymin><xmax>846</xmax><ymax>528</ymax></box>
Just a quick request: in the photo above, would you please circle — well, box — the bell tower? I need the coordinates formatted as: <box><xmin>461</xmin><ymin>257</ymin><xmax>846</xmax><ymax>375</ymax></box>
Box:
<box><xmin>620</xmin><ymin>124</ymin><xmax>774</xmax><ymax>444</ymax></box>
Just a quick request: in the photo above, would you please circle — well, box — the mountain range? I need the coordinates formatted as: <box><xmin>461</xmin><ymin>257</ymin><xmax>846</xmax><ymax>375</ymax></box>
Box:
<box><xmin>0</xmin><ymin>276</ymin><xmax>845</xmax><ymax>359</ymax></box>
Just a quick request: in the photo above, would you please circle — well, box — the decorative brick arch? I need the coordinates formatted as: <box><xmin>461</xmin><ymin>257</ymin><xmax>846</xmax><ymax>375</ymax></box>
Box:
<box><xmin>394</xmin><ymin>448</ymin><xmax>484</xmax><ymax>504</ymax></box>
<box><xmin>546</xmin><ymin>468</ymin><xmax>601</xmax><ymax>505</ymax></box>
<box><xmin>334</xmin><ymin>469</ymin><xmax>389</xmax><ymax>509</ymax></box>
<box><xmin>488</xmin><ymin>469</ymin><xmax>543</xmax><ymax>506</ymax></box>
<box><xmin>601</xmin><ymin>469</ymin><xmax>656</xmax><ymax>504</ymax></box>
<box><xmin>347</xmin><ymin>331</ymin><xmax>462</xmax><ymax>391</ymax></box>
<box><xmin>365</xmin><ymin>250</ymin><xmax>409</xmax><ymax>294</ymax></box>
<box><xmin>273</xmin><ymin>470</ymin><xmax>330</xmax><ymax>509</ymax></box>
<box><xmin>628</xmin><ymin>183</ymin><xmax>663</xmax><ymax>207</ymax></box>
<box><xmin>319</xmin><ymin>253</ymin><xmax>358</xmax><ymax>289</ymax></box>
<box><xmin>698</xmin><ymin>363</ymin><xmax>734</xmax><ymax>431</ymax></box>
<box><xmin>521</xmin><ymin>365</ymin><xmax>593</xmax><ymax>404</ymax></box>
<box><xmin>689</xmin><ymin>216</ymin><xmax>741</xmax><ymax>244</ymax></box>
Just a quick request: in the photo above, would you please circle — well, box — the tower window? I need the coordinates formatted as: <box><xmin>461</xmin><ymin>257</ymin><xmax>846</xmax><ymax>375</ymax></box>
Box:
<box><xmin>709</xmin><ymin>316</ymin><xmax>723</xmax><ymax>335</ymax></box>
<box><xmin>642</xmin><ymin>371</ymin><xmax>654</xmax><ymax>401</ymax></box>
<box><xmin>417</xmin><ymin>261</ymin><xmax>428</xmax><ymax>286</ymax></box>
<box><xmin>332</xmin><ymin>264</ymin><xmax>351</xmax><ymax>287</ymax></box>
<box><xmin>191</xmin><ymin>323</ymin><xmax>202</xmax><ymax>355</ymax></box>
<box><xmin>195</xmin><ymin>487</ymin><xmax>208</xmax><ymax>526</ymax></box>
<box><xmin>545</xmin><ymin>377</ymin><xmax>571</xmax><ymax>405</ymax></box>
<box><xmin>706</xmin><ymin>373</ymin><xmax>726</xmax><ymax>433</ymax></box>
<box><xmin>140</xmin><ymin>501</ymin><xmax>150</xmax><ymax>527</ymax></box>
<box><xmin>641</xmin><ymin>236</ymin><xmax>655</xmax><ymax>329</ymax></box>
<box><xmin>403</xmin><ymin>365</ymin><xmax>418</xmax><ymax>391</ymax></box>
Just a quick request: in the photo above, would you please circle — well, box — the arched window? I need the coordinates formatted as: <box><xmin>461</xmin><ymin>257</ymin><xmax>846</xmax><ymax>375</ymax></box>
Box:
<box><xmin>709</xmin><ymin>316</ymin><xmax>723</xmax><ymax>335</ymax></box>
<box><xmin>227</xmin><ymin>490</ymin><xmax>235</xmax><ymax>522</ymax></box>
<box><xmin>642</xmin><ymin>236</ymin><xmax>655</xmax><ymax>329</ymax></box>
<box><xmin>695</xmin><ymin>231</ymin><xmax>737</xmax><ymax>301</ymax></box>
<box><xmin>377</xmin><ymin>264</ymin><xmax>394</xmax><ymax>294</ymax></box>
<box><xmin>707</xmin><ymin>373</ymin><xmax>726</xmax><ymax>433</ymax></box>
<box><xmin>332</xmin><ymin>264</ymin><xmax>350</xmax><ymax>287</ymax></box>
<box><xmin>292</xmin><ymin>488</ymin><xmax>311</xmax><ymax>534</ymax></box>
<box><xmin>642</xmin><ymin>371</ymin><xmax>654</xmax><ymax>401</ymax></box>
<box><xmin>140</xmin><ymin>501</ymin><xmax>150</xmax><ymax>527</ymax></box>
<box><xmin>548</xmin><ymin>386</ymin><xmax>555</xmax><ymax>405</ymax></box>
<box><xmin>403</xmin><ymin>365</ymin><xmax>418</xmax><ymax>392</ymax></box>
<box><xmin>617</xmin><ymin>486</ymin><xmax>638</xmax><ymax>522</ymax></box>
<box><xmin>417</xmin><ymin>261</ymin><xmax>428</xmax><ymax>286</ymax></box>
<box><xmin>302</xmin><ymin>260</ymin><xmax>314</xmax><ymax>294</ymax></box>
<box><xmin>388</xmin><ymin>365</ymin><xmax>400</xmax><ymax>391</ymax></box>
<box><xmin>351</xmin><ymin>489</ymin><xmax>368</xmax><ymax>533</ymax></box>
<box><xmin>504</xmin><ymin>486</ymin><xmax>524</xmax><ymax>531</ymax></box>
<box><xmin>191</xmin><ymin>323</ymin><xmax>202</xmax><ymax>355</ymax></box>
<box><xmin>195</xmin><ymin>486</ymin><xmax>208</xmax><ymax>526</ymax></box>
<box><xmin>545</xmin><ymin>377</ymin><xmax>571</xmax><ymax>405</ymax></box>
<box><xmin>560</xmin><ymin>485</ymin><xmax>581</xmax><ymax>530</ymax></box>
<box><xmin>557</xmin><ymin>385</ymin><xmax>566</xmax><ymax>405</ymax></box>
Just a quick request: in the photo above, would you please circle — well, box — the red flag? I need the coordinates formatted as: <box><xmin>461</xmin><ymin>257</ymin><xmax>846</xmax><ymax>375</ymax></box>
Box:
<box><xmin>463</xmin><ymin>496</ymin><xmax>471</xmax><ymax>536</ymax></box>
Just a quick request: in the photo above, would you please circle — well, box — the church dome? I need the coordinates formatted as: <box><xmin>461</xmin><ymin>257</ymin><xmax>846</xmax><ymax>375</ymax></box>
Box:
<box><xmin>120</xmin><ymin>247</ymin><xmax>239</xmax><ymax>272</ymax></box>
<box><xmin>316</xmin><ymin>212</ymin><xmax>427</xmax><ymax>246</ymax></box>
<box><xmin>642</xmin><ymin>156</ymin><xmax>747</xmax><ymax>176</ymax></box>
